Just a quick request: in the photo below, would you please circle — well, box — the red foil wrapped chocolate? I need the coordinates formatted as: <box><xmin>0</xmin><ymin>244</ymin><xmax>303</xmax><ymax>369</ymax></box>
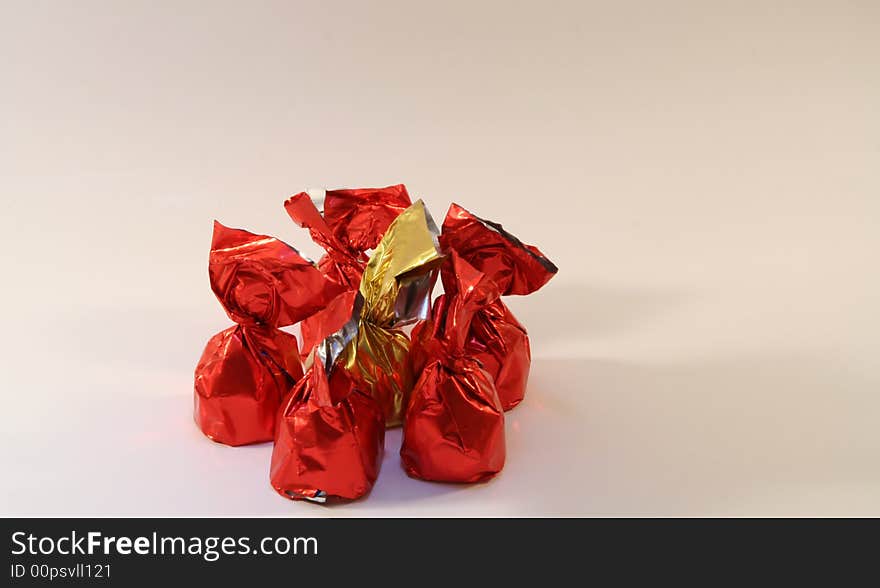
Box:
<box><xmin>439</xmin><ymin>204</ymin><xmax>558</xmax><ymax>410</ymax></box>
<box><xmin>270</xmin><ymin>351</ymin><xmax>385</xmax><ymax>502</ymax></box>
<box><xmin>193</xmin><ymin>221</ymin><xmax>342</xmax><ymax>446</ymax></box>
<box><xmin>283</xmin><ymin>185</ymin><xmax>412</xmax><ymax>360</ymax></box>
<box><xmin>402</xmin><ymin>251</ymin><xmax>505</xmax><ymax>482</ymax></box>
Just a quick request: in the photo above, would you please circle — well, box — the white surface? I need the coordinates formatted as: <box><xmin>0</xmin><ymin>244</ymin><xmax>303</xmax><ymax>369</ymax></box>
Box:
<box><xmin>1</xmin><ymin>1</ymin><xmax>879</xmax><ymax>516</ymax></box>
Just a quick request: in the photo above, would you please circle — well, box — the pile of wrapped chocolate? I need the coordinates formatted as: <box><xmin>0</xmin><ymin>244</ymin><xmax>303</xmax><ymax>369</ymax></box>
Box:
<box><xmin>193</xmin><ymin>185</ymin><xmax>557</xmax><ymax>503</ymax></box>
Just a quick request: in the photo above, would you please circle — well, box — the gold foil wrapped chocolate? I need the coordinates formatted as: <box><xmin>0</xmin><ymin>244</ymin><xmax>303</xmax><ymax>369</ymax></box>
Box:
<box><xmin>337</xmin><ymin>200</ymin><xmax>443</xmax><ymax>426</ymax></box>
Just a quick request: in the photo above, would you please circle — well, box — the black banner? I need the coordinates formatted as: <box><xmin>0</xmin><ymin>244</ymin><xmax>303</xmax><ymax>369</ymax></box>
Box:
<box><xmin>1</xmin><ymin>518</ymin><xmax>870</xmax><ymax>584</ymax></box>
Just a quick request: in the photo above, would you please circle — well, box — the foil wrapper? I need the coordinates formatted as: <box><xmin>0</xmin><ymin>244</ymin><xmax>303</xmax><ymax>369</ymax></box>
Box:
<box><xmin>438</xmin><ymin>204</ymin><xmax>558</xmax><ymax>410</ymax></box>
<box><xmin>283</xmin><ymin>185</ymin><xmax>412</xmax><ymax>360</ymax></box>
<box><xmin>193</xmin><ymin>221</ymin><xmax>343</xmax><ymax>446</ymax></box>
<box><xmin>270</xmin><ymin>315</ymin><xmax>385</xmax><ymax>503</ymax></box>
<box><xmin>402</xmin><ymin>251</ymin><xmax>506</xmax><ymax>482</ymax></box>
<box><xmin>194</xmin><ymin>190</ymin><xmax>558</xmax><ymax>500</ymax></box>
<box><xmin>337</xmin><ymin>199</ymin><xmax>443</xmax><ymax>427</ymax></box>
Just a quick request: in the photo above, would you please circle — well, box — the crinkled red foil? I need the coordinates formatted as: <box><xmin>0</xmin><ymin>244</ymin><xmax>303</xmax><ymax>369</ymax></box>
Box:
<box><xmin>402</xmin><ymin>251</ymin><xmax>505</xmax><ymax>483</ymax></box>
<box><xmin>283</xmin><ymin>185</ymin><xmax>412</xmax><ymax>360</ymax></box>
<box><xmin>439</xmin><ymin>204</ymin><xmax>558</xmax><ymax>410</ymax></box>
<box><xmin>270</xmin><ymin>357</ymin><xmax>385</xmax><ymax>502</ymax></box>
<box><xmin>323</xmin><ymin>185</ymin><xmax>412</xmax><ymax>253</ymax></box>
<box><xmin>193</xmin><ymin>221</ymin><xmax>343</xmax><ymax>446</ymax></box>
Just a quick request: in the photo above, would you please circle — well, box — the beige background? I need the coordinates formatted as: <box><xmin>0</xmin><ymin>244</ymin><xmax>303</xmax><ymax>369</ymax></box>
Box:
<box><xmin>1</xmin><ymin>1</ymin><xmax>878</xmax><ymax>515</ymax></box>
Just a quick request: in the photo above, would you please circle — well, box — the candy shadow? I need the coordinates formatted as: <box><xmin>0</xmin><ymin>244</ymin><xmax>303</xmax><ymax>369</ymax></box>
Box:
<box><xmin>508</xmin><ymin>353</ymin><xmax>880</xmax><ymax>516</ymax></box>
<box><xmin>8</xmin><ymin>350</ymin><xmax>879</xmax><ymax>515</ymax></box>
<box><xmin>506</xmin><ymin>281</ymin><xmax>690</xmax><ymax>344</ymax></box>
<box><xmin>337</xmin><ymin>428</ymin><xmax>477</xmax><ymax>511</ymax></box>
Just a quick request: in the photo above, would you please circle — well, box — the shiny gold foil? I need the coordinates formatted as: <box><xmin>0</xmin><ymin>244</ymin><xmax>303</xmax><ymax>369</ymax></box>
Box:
<box><xmin>339</xmin><ymin>200</ymin><xmax>443</xmax><ymax>426</ymax></box>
